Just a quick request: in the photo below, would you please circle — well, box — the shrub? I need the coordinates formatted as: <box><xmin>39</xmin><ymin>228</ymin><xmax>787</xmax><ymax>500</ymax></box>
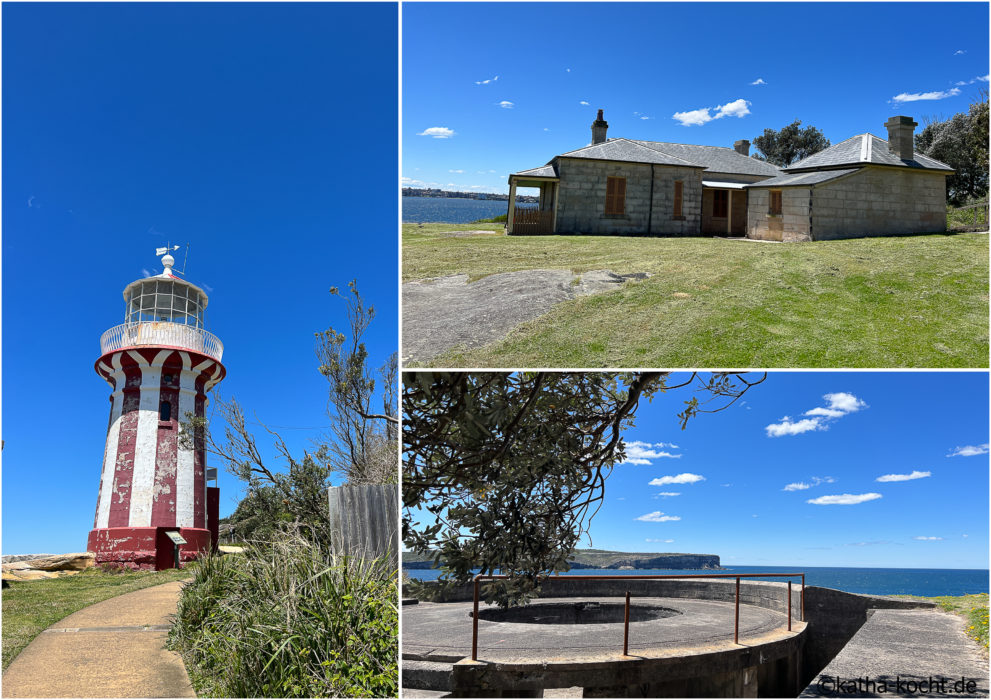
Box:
<box><xmin>167</xmin><ymin>534</ymin><xmax>397</xmax><ymax>698</ymax></box>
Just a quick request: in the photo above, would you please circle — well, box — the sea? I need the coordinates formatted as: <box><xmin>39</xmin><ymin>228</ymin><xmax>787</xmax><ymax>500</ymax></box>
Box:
<box><xmin>403</xmin><ymin>565</ymin><xmax>990</xmax><ymax>597</ymax></box>
<box><xmin>403</xmin><ymin>196</ymin><xmax>513</xmax><ymax>223</ymax></box>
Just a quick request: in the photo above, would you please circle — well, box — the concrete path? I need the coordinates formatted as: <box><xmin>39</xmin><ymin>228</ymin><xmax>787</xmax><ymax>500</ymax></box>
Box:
<box><xmin>801</xmin><ymin>608</ymin><xmax>989</xmax><ymax>698</ymax></box>
<box><xmin>401</xmin><ymin>269</ymin><xmax>648</xmax><ymax>365</ymax></box>
<box><xmin>2</xmin><ymin>581</ymin><xmax>195</xmax><ymax>698</ymax></box>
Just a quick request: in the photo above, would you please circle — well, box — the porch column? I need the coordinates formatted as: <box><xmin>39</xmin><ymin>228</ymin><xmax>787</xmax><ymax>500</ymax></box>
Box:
<box><xmin>727</xmin><ymin>190</ymin><xmax>733</xmax><ymax>235</ymax></box>
<box><xmin>507</xmin><ymin>179</ymin><xmax>518</xmax><ymax>234</ymax></box>
<box><xmin>551</xmin><ymin>182</ymin><xmax>559</xmax><ymax>234</ymax></box>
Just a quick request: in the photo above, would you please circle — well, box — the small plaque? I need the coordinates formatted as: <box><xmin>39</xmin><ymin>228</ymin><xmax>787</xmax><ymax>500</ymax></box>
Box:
<box><xmin>206</xmin><ymin>467</ymin><xmax>218</xmax><ymax>480</ymax></box>
<box><xmin>165</xmin><ymin>531</ymin><xmax>187</xmax><ymax>545</ymax></box>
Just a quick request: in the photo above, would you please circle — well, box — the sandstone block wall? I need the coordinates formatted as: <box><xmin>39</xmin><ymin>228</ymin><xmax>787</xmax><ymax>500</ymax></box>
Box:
<box><xmin>810</xmin><ymin>167</ymin><xmax>947</xmax><ymax>239</ymax></box>
<box><xmin>554</xmin><ymin>158</ymin><xmax>702</xmax><ymax>235</ymax></box>
<box><xmin>747</xmin><ymin>187</ymin><xmax>812</xmax><ymax>241</ymax></box>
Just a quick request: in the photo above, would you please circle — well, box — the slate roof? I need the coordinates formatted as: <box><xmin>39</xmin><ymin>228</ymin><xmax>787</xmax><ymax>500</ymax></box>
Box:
<box><xmin>786</xmin><ymin>134</ymin><xmax>954</xmax><ymax>172</ymax></box>
<box><xmin>634</xmin><ymin>140</ymin><xmax>782</xmax><ymax>177</ymax></box>
<box><xmin>744</xmin><ymin>169</ymin><xmax>859</xmax><ymax>188</ymax></box>
<box><xmin>513</xmin><ymin>165</ymin><xmax>558</xmax><ymax>178</ymax></box>
<box><xmin>555</xmin><ymin>138</ymin><xmax>703</xmax><ymax>167</ymax></box>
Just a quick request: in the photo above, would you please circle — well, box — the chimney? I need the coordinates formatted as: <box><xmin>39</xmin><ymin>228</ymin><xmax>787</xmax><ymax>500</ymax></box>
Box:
<box><xmin>591</xmin><ymin>109</ymin><xmax>609</xmax><ymax>145</ymax></box>
<box><xmin>733</xmin><ymin>139</ymin><xmax>750</xmax><ymax>156</ymax></box>
<box><xmin>884</xmin><ymin>115</ymin><xmax>917</xmax><ymax>161</ymax></box>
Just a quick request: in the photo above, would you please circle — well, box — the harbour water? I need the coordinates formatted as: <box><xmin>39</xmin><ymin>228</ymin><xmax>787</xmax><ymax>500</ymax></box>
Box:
<box><xmin>404</xmin><ymin>565</ymin><xmax>990</xmax><ymax>597</ymax></box>
<box><xmin>402</xmin><ymin>196</ymin><xmax>510</xmax><ymax>223</ymax></box>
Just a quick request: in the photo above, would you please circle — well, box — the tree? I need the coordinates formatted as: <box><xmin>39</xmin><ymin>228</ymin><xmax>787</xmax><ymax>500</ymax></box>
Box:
<box><xmin>184</xmin><ymin>282</ymin><xmax>397</xmax><ymax>548</ymax></box>
<box><xmin>916</xmin><ymin>92</ymin><xmax>989</xmax><ymax>205</ymax></box>
<box><xmin>402</xmin><ymin>372</ymin><xmax>764</xmax><ymax>606</ymax></box>
<box><xmin>752</xmin><ymin>120</ymin><xmax>830</xmax><ymax>167</ymax></box>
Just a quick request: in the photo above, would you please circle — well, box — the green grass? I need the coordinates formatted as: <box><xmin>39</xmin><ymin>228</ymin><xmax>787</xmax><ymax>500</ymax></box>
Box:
<box><xmin>403</xmin><ymin>224</ymin><xmax>989</xmax><ymax>368</ymax></box>
<box><xmin>893</xmin><ymin>593</ymin><xmax>988</xmax><ymax>650</ymax></box>
<box><xmin>1</xmin><ymin>566</ymin><xmax>193</xmax><ymax>672</ymax></box>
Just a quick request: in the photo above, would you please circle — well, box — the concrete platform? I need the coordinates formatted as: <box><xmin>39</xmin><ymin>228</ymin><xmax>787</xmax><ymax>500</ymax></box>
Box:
<box><xmin>801</xmin><ymin>608</ymin><xmax>989</xmax><ymax>698</ymax></box>
<box><xmin>403</xmin><ymin>595</ymin><xmax>792</xmax><ymax>663</ymax></box>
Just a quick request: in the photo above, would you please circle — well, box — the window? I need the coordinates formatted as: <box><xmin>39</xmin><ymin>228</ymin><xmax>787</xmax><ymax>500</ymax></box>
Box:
<box><xmin>673</xmin><ymin>181</ymin><xmax>683</xmax><ymax>218</ymax></box>
<box><xmin>713</xmin><ymin>189</ymin><xmax>728</xmax><ymax>218</ymax></box>
<box><xmin>605</xmin><ymin>176</ymin><xmax>626</xmax><ymax>215</ymax></box>
<box><xmin>160</xmin><ymin>400</ymin><xmax>171</xmax><ymax>422</ymax></box>
<box><xmin>769</xmin><ymin>190</ymin><xmax>783</xmax><ymax>215</ymax></box>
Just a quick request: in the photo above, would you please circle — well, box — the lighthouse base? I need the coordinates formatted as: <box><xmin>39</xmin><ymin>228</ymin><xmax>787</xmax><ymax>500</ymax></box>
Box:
<box><xmin>87</xmin><ymin>527</ymin><xmax>211</xmax><ymax>571</ymax></box>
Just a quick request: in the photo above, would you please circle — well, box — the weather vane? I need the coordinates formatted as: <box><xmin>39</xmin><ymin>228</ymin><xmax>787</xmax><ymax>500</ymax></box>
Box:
<box><xmin>155</xmin><ymin>243</ymin><xmax>189</xmax><ymax>276</ymax></box>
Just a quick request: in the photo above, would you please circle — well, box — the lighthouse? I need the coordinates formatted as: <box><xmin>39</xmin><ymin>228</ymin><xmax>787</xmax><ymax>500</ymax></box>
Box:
<box><xmin>87</xmin><ymin>249</ymin><xmax>226</xmax><ymax>569</ymax></box>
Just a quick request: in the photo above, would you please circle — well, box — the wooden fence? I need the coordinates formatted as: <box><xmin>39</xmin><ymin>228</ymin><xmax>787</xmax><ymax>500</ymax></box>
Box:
<box><xmin>512</xmin><ymin>207</ymin><xmax>554</xmax><ymax>235</ymax></box>
<box><xmin>949</xmin><ymin>199</ymin><xmax>988</xmax><ymax>230</ymax></box>
<box><xmin>327</xmin><ymin>484</ymin><xmax>398</xmax><ymax>569</ymax></box>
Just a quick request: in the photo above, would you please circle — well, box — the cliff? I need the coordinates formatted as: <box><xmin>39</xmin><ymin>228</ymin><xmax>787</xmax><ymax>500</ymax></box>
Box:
<box><xmin>402</xmin><ymin>549</ymin><xmax>722</xmax><ymax>571</ymax></box>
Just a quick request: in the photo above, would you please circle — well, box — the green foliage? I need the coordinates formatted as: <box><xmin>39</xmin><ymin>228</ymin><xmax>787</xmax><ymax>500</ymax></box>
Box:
<box><xmin>752</xmin><ymin>120</ymin><xmax>830</xmax><ymax>166</ymax></box>
<box><xmin>916</xmin><ymin>94</ymin><xmax>990</xmax><ymax>205</ymax></box>
<box><xmin>2</xmin><ymin>567</ymin><xmax>192</xmax><ymax>671</ymax></box>
<box><xmin>167</xmin><ymin>536</ymin><xmax>398</xmax><ymax>698</ymax></box>
<box><xmin>471</xmin><ymin>214</ymin><xmax>508</xmax><ymax>223</ymax></box>
<box><xmin>402</xmin><ymin>372</ymin><xmax>761</xmax><ymax>606</ymax></box>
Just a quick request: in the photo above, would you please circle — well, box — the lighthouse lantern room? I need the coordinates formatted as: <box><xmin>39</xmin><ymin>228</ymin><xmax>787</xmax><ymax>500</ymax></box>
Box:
<box><xmin>88</xmin><ymin>249</ymin><xmax>226</xmax><ymax>569</ymax></box>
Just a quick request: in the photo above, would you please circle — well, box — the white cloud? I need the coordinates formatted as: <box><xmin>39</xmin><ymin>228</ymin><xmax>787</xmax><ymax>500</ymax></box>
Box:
<box><xmin>655</xmin><ymin>492</ymin><xmax>681</xmax><ymax>497</ymax></box>
<box><xmin>766</xmin><ymin>417</ymin><xmax>824</xmax><ymax>437</ymax></box>
<box><xmin>543</xmin><ymin>128</ymin><xmax>550</xmax><ymax>131</ymax></box>
<box><xmin>621</xmin><ymin>441</ymin><xmax>682</xmax><ymax>465</ymax></box>
<box><xmin>633</xmin><ymin>111</ymin><xmax>652</xmax><ymax>120</ymax></box>
<box><xmin>579</xmin><ymin>100</ymin><xmax>590</xmax><ymax>106</ymax></box>
<box><xmin>27</xmin><ymin>195</ymin><xmax>37</xmax><ymax>208</ymax></box>
<box><xmin>417</xmin><ymin>127</ymin><xmax>455</xmax><ymax>138</ymax></box>
<box><xmin>448</xmin><ymin>169</ymin><xmax>464</xmax><ymax>174</ymax></box>
<box><xmin>980</xmin><ymin>75</ymin><xmax>990</xmax><ymax>82</ymax></box>
<box><xmin>954</xmin><ymin>49</ymin><xmax>966</xmax><ymax>55</ymax></box>
<box><xmin>822</xmin><ymin>392</ymin><xmax>868</xmax><ymax>413</ymax></box>
<box><xmin>913</xmin><ymin>536</ymin><xmax>944</xmax><ymax>541</ymax></box>
<box><xmin>498</xmin><ymin>101</ymin><xmax>514</xmax><ymax>109</ymax></box>
<box><xmin>812</xmin><ymin>476</ymin><xmax>836</xmax><ymax>485</ymax></box>
<box><xmin>649</xmin><ymin>473</ymin><xmax>705</xmax><ymax>486</ymax></box>
<box><xmin>566</xmin><ymin>68</ymin><xmax>571</xmax><ymax>72</ymax></box>
<box><xmin>876</xmin><ymin>470</ymin><xmax>931</xmax><ymax>482</ymax></box>
<box><xmin>804</xmin><ymin>407</ymin><xmax>846</xmax><ymax>418</ymax></box>
<box><xmin>947</xmin><ymin>443</ymin><xmax>989</xmax><ymax>457</ymax></box>
<box><xmin>475</xmin><ymin>75</ymin><xmax>499</xmax><ymax>85</ymax></box>
<box><xmin>645</xmin><ymin>538</ymin><xmax>675</xmax><ymax>543</ymax></box>
<box><xmin>783</xmin><ymin>482</ymin><xmax>811</xmax><ymax>491</ymax></box>
<box><xmin>807</xmin><ymin>493</ymin><xmax>882</xmax><ymax>505</ymax></box>
<box><xmin>141</xmin><ymin>268</ymin><xmax>152</xmax><ymax>277</ymax></box>
<box><xmin>715</xmin><ymin>98</ymin><xmax>751</xmax><ymax>119</ymax></box>
<box><xmin>751</xmin><ymin>78</ymin><xmax>767</xmax><ymax>85</ymax></box>
<box><xmin>636</xmin><ymin>511</ymin><xmax>681</xmax><ymax>522</ymax></box>
<box><xmin>892</xmin><ymin>88</ymin><xmax>960</xmax><ymax>103</ymax></box>
<box><xmin>672</xmin><ymin>107</ymin><xmax>715</xmax><ymax>126</ymax></box>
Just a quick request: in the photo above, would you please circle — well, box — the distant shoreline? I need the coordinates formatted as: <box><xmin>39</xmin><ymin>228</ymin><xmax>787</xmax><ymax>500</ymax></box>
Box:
<box><xmin>403</xmin><ymin>188</ymin><xmax>537</xmax><ymax>203</ymax></box>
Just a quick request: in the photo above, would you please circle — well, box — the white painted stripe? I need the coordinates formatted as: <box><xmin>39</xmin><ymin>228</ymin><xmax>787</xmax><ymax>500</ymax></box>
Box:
<box><xmin>175</xmin><ymin>369</ymin><xmax>198</xmax><ymax>528</ymax></box>
<box><xmin>860</xmin><ymin>134</ymin><xmax>870</xmax><ymax>162</ymax></box>
<box><xmin>96</xmin><ymin>362</ymin><xmax>127</xmax><ymax>529</ymax></box>
<box><xmin>128</xmin><ymin>364</ymin><xmax>163</xmax><ymax>527</ymax></box>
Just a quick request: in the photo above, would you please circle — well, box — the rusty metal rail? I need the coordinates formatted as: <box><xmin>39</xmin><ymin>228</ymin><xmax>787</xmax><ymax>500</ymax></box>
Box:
<box><xmin>470</xmin><ymin>572</ymin><xmax>805</xmax><ymax>661</ymax></box>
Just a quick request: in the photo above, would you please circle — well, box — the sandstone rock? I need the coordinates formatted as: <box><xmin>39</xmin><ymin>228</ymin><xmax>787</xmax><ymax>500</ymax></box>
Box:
<box><xmin>2</xmin><ymin>569</ymin><xmax>60</xmax><ymax>581</ymax></box>
<box><xmin>22</xmin><ymin>552</ymin><xmax>95</xmax><ymax>572</ymax></box>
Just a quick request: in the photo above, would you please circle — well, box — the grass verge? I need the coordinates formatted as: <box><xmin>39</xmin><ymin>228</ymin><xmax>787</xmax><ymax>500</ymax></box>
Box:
<box><xmin>402</xmin><ymin>225</ymin><xmax>989</xmax><ymax>368</ymax></box>
<box><xmin>1</xmin><ymin>566</ymin><xmax>193</xmax><ymax>672</ymax></box>
<box><xmin>167</xmin><ymin>536</ymin><xmax>398</xmax><ymax>698</ymax></box>
<box><xmin>893</xmin><ymin>593</ymin><xmax>988</xmax><ymax>650</ymax></box>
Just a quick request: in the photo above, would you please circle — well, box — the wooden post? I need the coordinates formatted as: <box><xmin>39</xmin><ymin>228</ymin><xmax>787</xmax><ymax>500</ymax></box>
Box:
<box><xmin>727</xmin><ymin>190</ymin><xmax>733</xmax><ymax>235</ymax></box>
<box><xmin>507</xmin><ymin>180</ymin><xmax>518</xmax><ymax>234</ymax></box>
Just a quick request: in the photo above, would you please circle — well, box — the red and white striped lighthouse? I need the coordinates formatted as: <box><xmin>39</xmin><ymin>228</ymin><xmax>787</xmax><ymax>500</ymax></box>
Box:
<box><xmin>87</xmin><ymin>250</ymin><xmax>226</xmax><ymax>569</ymax></box>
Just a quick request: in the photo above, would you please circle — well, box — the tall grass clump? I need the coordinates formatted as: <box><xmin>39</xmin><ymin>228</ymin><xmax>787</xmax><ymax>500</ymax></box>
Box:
<box><xmin>167</xmin><ymin>533</ymin><xmax>397</xmax><ymax>698</ymax></box>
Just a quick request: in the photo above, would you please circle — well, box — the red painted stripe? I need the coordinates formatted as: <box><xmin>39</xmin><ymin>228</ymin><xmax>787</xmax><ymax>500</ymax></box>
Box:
<box><xmin>151</xmin><ymin>351</ymin><xmax>181</xmax><ymax>527</ymax></box>
<box><xmin>108</xmin><ymin>353</ymin><xmax>143</xmax><ymax>528</ymax></box>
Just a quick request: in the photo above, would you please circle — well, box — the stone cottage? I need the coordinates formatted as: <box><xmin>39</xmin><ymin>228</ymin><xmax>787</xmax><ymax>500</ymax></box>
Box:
<box><xmin>507</xmin><ymin>111</ymin><xmax>953</xmax><ymax>241</ymax></box>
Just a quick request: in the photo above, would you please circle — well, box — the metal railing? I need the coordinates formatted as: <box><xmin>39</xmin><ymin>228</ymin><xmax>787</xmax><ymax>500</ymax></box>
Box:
<box><xmin>100</xmin><ymin>322</ymin><xmax>224</xmax><ymax>362</ymax></box>
<box><xmin>471</xmin><ymin>572</ymin><xmax>805</xmax><ymax>661</ymax></box>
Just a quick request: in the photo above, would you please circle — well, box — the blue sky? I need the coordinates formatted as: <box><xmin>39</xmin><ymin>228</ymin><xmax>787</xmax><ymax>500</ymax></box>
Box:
<box><xmin>403</xmin><ymin>2</ymin><xmax>990</xmax><ymax>194</ymax></box>
<box><xmin>2</xmin><ymin>3</ymin><xmax>398</xmax><ymax>554</ymax></box>
<box><xmin>584</xmin><ymin>372</ymin><xmax>989</xmax><ymax>569</ymax></box>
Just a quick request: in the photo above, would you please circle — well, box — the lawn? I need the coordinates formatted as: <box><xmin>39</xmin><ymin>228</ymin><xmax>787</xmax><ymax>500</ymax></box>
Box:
<box><xmin>893</xmin><ymin>593</ymin><xmax>988</xmax><ymax>651</ymax></box>
<box><xmin>1</xmin><ymin>566</ymin><xmax>192</xmax><ymax>672</ymax></box>
<box><xmin>402</xmin><ymin>225</ymin><xmax>988</xmax><ymax>368</ymax></box>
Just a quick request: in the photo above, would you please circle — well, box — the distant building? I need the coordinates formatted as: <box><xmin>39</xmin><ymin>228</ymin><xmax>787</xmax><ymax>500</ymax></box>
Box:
<box><xmin>507</xmin><ymin>111</ymin><xmax>952</xmax><ymax>241</ymax></box>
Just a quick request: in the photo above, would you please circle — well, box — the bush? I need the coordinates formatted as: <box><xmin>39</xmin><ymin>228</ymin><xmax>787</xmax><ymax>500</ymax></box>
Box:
<box><xmin>167</xmin><ymin>534</ymin><xmax>397</xmax><ymax>698</ymax></box>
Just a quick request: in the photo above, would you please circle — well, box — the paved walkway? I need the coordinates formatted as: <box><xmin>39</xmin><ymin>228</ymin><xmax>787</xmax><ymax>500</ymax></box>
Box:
<box><xmin>2</xmin><ymin>581</ymin><xmax>195</xmax><ymax>698</ymax></box>
<box><xmin>801</xmin><ymin>608</ymin><xmax>989</xmax><ymax>698</ymax></box>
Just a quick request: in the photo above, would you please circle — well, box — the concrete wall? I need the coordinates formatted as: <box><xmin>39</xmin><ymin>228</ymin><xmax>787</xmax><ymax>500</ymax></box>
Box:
<box><xmin>747</xmin><ymin>187</ymin><xmax>813</xmax><ymax>241</ymax></box>
<box><xmin>810</xmin><ymin>167</ymin><xmax>947</xmax><ymax>239</ymax></box>
<box><xmin>554</xmin><ymin>158</ymin><xmax>702</xmax><ymax>235</ymax></box>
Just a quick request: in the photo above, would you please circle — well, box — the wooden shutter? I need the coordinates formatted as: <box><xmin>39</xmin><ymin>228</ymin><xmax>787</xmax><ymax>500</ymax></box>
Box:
<box><xmin>606</xmin><ymin>176</ymin><xmax>626</xmax><ymax>215</ymax></box>
<box><xmin>769</xmin><ymin>190</ymin><xmax>782</xmax><ymax>215</ymax></box>
<box><xmin>673</xmin><ymin>181</ymin><xmax>683</xmax><ymax>218</ymax></box>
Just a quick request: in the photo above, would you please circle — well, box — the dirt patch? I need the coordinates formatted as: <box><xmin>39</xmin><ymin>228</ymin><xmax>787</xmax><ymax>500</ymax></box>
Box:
<box><xmin>402</xmin><ymin>269</ymin><xmax>649</xmax><ymax>365</ymax></box>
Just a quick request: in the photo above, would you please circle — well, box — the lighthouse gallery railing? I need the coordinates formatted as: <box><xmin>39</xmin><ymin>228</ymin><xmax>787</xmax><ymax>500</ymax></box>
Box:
<box><xmin>100</xmin><ymin>322</ymin><xmax>224</xmax><ymax>362</ymax></box>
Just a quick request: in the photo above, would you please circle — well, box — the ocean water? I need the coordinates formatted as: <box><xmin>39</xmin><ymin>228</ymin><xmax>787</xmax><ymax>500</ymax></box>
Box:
<box><xmin>403</xmin><ymin>196</ymin><xmax>510</xmax><ymax>223</ymax></box>
<box><xmin>403</xmin><ymin>565</ymin><xmax>989</xmax><ymax>597</ymax></box>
